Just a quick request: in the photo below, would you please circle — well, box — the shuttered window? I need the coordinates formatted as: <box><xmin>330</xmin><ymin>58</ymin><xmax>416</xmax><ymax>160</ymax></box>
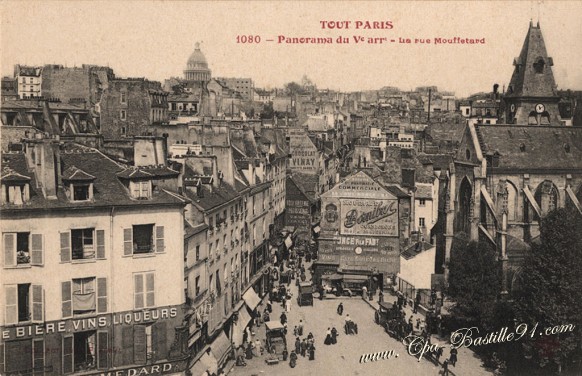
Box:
<box><xmin>32</xmin><ymin>338</ymin><xmax>44</xmax><ymax>376</ymax></box>
<box><xmin>31</xmin><ymin>234</ymin><xmax>43</xmax><ymax>265</ymax></box>
<box><xmin>96</xmin><ymin>230</ymin><xmax>105</xmax><ymax>259</ymax></box>
<box><xmin>4</xmin><ymin>232</ymin><xmax>42</xmax><ymax>267</ymax></box>
<box><xmin>5</xmin><ymin>285</ymin><xmax>18</xmax><ymax>325</ymax></box>
<box><xmin>133</xmin><ymin>325</ymin><xmax>147</xmax><ymax>365</ymax></box>
<box><xmin>97</xmin><ymin>278</ymin><xmax>107</xmax><ymax>313</ymax></box>
<box><xmin>60</xmin><ymin>232</ymin><xmax>71</xmax><ymax>263</ymax></box>
<box><xmin>3</xmin><ymin>233</ymin><xmax>16</xmax><ymax>267</ymax></box>
<box><xmin>31</xmin><ymin>284</ymin><xmax>43</xmax><ymax>322</ymax></box>
<box><xmin>123</xmin><ymin>228</ymin><xmax>133</xmax><ymax>256</ymax></box>
<box><xmin>5</xmin><ymin>340</ymin><xmax>32</xmax><ymax>374</ymax></box>
<box><xmin>61</xmin><ymin>281</ymin><xmax>72</xmax><ymax>318</ymax></box>
<box><xmin>62</xmin><ymin>336</ymin><xmax>73</xmax><ymax>374</ymax></box>
<box><xmin>134</xmin><ymin>272</ymin><xmax>155</xmax><ymax>309</ymax></box>
<box><xmin>155</xmin><ymin>226</ymin><xmax>164</xmax><ymax>253</ymax></box>
<box><xmin>97</xmin><ymin>331</ymin><xmax>108</xmax><ymax>369</ymax></box>
<box><xmin>152</xmin><ymin>321</ymin><xmax>167</xmax><ymax>362</ymax></box>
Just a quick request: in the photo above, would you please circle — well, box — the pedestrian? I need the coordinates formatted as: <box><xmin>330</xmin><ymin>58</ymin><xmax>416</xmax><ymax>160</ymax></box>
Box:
<box><xmin>397</xmin><ymin>292</ymin><xmax>403</xmax><ymax>310</ymax></box>
<box><xmin>379</xmin><ymin>290</ymin><xmax>384</xmax><ymax>303</ymax></box>
<box><xmin>298</xmin><ymin>320</ymin><xmax>304</xmax><ymax>336</ymax></box>
<box><xmin>450</xmin><ymin>347</ymin><xmax>458</xmax><ymax>366</ymax></box>
<box><xmin>254</xmin><ymin>338</ymin><xmax>261</xmax><ymax>356</ymax></box>
<box><xmin>293</xmin><ymin>326</ymin><xmax>298</xmax><ymax>336</ymax></box>
<box><xmin>362</xmin><ymin>285</ymin><xmax>368</xmax><ymax>299</ymax></box>
<box><xmin>280</xmin><ymin>312</ymin><xmax>287</xmax><ymax>325</ymax></box>
<box><xmin>282</xmin><ymin>296</ymin><xmax>286</xmax><ymax>309</ymax></box>
<box><xmin>345</xmin><ymin>314</ymin><xmax>353</xmax><ymax>335</ymax></box>
<box><xmin>300</xmin><ymin>339</ymin><xmax>307</xmax><ymax>357</ymax></box>
<box><xmin>289</xmin><ymin>350</ymin><xmax>298</xmax><ymax>368</ymax></box>
<box><xmin>307</xmin><ymin>332</ymin><xmax>314</xmax><ymax>341</ymax></box>
<box><xmin>414</xmin><ymin>291</ymin><xmax>421</xmax><ymax>314</ymax></box>
<box><xmin>266</xmin><ymin>301</ymin><xmax>272</xmax><ymax>313</ymax></box>
<box><xmin>436</xmin><ymin>347</ymin><xmax>443</xmax><ymax>363</ymax></box>
<box><xmin>324</xmin><ymin>328</ymin><xmax>332</xmax><ymax>345</ymax></box>
<box><xmin>295</xmin><ymin>337</ymin><xmax>301</xmax><ymax>354</ymax></box>
<box><xmin>442</xmin><ymin>359</ymin><xmax>449</xmax><ymax>376</ymax></box>
<box><xmin>282</xmin><ymin>348</ymin><xmax>289</xmax><ymax>361</ymax></box>
<box><xmin>242</xmin><ymin>329</ymin><xmax>248</xmax><ymax>345</ymax></box>
<box><xmin>408</xmin><ymin>316</ymin><xmax>413</xmax><ymax>328</ymax></box>
<box><xmin>245</xmin><ymin>342</ymin><xmax>253</xmax><ymax>359</ymax></box>
<box><xmin>337</xmin><ymin>302</ymin><xmax>344</xmax><ymax>315</ymax></box>
<box><xmin>309</xmin><ymin>345</ymin><xmax>316</xmax><ymax>361</ymax></box>
<box><xmin>331</xmin><ymin>327</ymin><xmax>338</xmax><ymax>344</ymax></box>
<box><xmin>263</xmin><ymin>310</ymin><xmax>270</xmax><ymax>323</ymax></box>
<box><xmin>285</xmin><ymin>298</ymin><xmax>291</xmax><ymax>312</ymax></box>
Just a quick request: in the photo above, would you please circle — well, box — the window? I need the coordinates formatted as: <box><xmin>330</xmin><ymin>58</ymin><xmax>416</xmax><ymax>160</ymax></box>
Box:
<box><xmin>123</xmin><ymin>224</ymin><xmax>164</xmax><ymax>255</ymax></box>
<box><xmin>4</xmin><ymin>283</ymin><xmax>43</xmax><ymax>324</ymax></box>
<box><xmin>132</xmin><ymin>323</ymin><xmax>166</xmax><ymax>365</ymax></box>
<box><xmin>4</xmin><ymin>183</ymin><xmax>29</xmax><ymax>204</ymax></box>
<box><xmin>419</xmin><ymin>199</ymin><xmax>426</xmax><ymax>207</ymax></box>
<box><xmin>5</xmin><ymin>338</ymin><xmax>45</xmax><ymax>375</ymax></box>
<box><xmin>195</xmin><ymin>245</ymin><xmax>200</xmax><ymax>261</ymax></box>
<box><xmin>134</xmin><ymin>181</ymin><xmax>151</xmax><ymax>199</ymax></box>
<box><xmin>72</xmin><ymin>184</ymin><xmax>91</xmax><ymax>201</ymax></box>
<box><xmin>134</xmin><ymin>272</ymin><xmax>155</xmax><ymax>309</ymax></box>
<box><xmin>62</xmin><ymin>330</ymin><xmax>108</xmax><ymax>373</ymax></box>
<box><xmin>419</xmin><ymin>217</ymin><xmax>426</xmax><ymax>227</ymax></box>
<box><xmin>120</xmin><ymin>92</ymin><xmax>127</xmax><ymax>104</ymax></box>
<box><xmin>209</xmin><ymin>243</ymin><xmax>213</xmax><ymax>259</ymax></box>
<box><xmin>71</xmin><ymin>229</ymin><xmax>95</xmax><ymax>260</ymax></box>
<box><xmin>120</xmin><ymin>110</ymin><xmax>127</xmax><ymax>121</ymax></box>
<box><xmin>195</xmin><ymin>276</ymin><xmax>200</xmax><ymax>296</ymax></box>
<box><xmin>4</xmin><ymin>232</ymin><xmax>44</xmax><ymax>267</ymax></box>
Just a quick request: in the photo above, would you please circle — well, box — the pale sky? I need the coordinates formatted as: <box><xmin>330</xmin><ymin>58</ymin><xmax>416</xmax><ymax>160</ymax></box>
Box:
<box><xmin>1</xmin><ymin>1</ymin><xmax>581</xmax><ymax>97</ymax></box>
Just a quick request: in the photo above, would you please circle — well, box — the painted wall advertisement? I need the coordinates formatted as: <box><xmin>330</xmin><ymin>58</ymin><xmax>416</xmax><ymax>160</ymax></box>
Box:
<box><xmin>318</xmin><ymin>236</ymin><xmax>400</xmax><ymax>274</ymax></box>
<box><xmin>339</xmin><ymin>198</ymin><xmax>398</xmax><ymax>237</ymax></box>
<box><xmin>289</xmin><ymin>128</ymin><xmax>319</xmax><ymax>173</ymax></box>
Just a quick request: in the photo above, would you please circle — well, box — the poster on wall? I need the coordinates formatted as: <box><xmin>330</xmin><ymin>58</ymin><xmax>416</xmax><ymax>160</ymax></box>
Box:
<box><xmin>340</xmin><ymin>198</ymin><xmax>398</xmax><ymax>236</ymax></box>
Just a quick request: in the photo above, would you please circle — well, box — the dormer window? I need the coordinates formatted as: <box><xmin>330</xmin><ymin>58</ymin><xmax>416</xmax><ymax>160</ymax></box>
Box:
<box><xmin>3</xmin><ymin>183</ymin><xmax>30</xmax><ymax>205</ymax></box>
<box><xmin>62</xmin><ymin>166</ymin><xmax>95</xmax><ymax>203</ymax></box>
<box><xmin>130</xmin><ymin>180</ymin><xmax>152</xmax><ymax>200</ymax></box>
<box><xmin>73</xmin><ymin>184</ymin><xmax>91</xmax><ymax>201</ymax></box>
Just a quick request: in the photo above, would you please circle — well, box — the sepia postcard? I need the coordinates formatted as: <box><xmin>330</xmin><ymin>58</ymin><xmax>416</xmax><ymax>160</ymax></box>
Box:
<box><xmin>1</xmin><ymin>1</ymin><xmax>581</xmax><ymax>376</ymax></box>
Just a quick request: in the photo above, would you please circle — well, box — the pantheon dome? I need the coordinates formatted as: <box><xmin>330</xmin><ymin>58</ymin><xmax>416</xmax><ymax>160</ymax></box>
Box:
<box><xmin>184</xmin><ymin>42</ymin><xmax>211</xmax><ymax>82</ymax></box>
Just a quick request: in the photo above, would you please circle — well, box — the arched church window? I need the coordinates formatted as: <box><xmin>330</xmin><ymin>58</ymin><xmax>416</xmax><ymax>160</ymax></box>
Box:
<box><xmin>533</xmin><ymin>58</ymin><xmax>545</xmax><ymax>74</ymax></box>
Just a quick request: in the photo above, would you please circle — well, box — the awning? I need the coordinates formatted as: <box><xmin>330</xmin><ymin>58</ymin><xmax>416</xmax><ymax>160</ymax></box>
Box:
<box><xmin>211</xmin><ymin>331</ymin><xmax>232</xmax><ymax>366</ymax></box>
<box><xmin>242</xmin><ymin>287</ymin><xmax>261</xmax><ymax>311</ymax></box>
<box><xmin>342</xmin><ymin>274</ymin><xmax>369</xmax><ymax>282</ymax></box>
<box><xmin>522</xmin><ymin>186</ymin><xmax>542</xmax><ymax>218</ymax></box>
<box><xmin>231</xmin><ymin>306</ymin><xmax>252</xmax><ymax>347</ymax></box>
<box><xmin>190</xmin><ymin>351</ymin><xmax>218</xmax><ymax>376</ymax></box>
<box><xmin>284</xmin><ymin>236</ymin><xmax>293</xmax><ymax>248</ymax></box>
<box><xmin>566</xmin><ymin>185</ymin><xmax>582</xmax><ymax>215</ymax></box>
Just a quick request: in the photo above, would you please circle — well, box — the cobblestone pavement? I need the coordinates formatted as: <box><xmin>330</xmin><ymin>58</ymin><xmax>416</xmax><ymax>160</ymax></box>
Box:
<box><xmin>229</xmin><ymin>264</ymin><xmax>494</xmax><ymax>376</ymax></box>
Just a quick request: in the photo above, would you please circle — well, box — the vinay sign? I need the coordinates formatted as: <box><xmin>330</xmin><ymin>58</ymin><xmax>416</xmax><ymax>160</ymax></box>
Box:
<box><xmin>340</xmin><ymin>199</ymin><xmax>398</xmax><ymax>236</ymax></box>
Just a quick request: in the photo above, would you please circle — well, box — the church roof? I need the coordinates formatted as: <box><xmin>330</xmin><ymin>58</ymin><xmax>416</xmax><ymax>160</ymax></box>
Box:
<box><xmin>187</xmin><ymin>44</ymin><xmax>208</xmax><ymax>68</ymax></box>
<box><xmin>506</xmin><ymin>22</ymin><xmax>558</xmax><ymax>98</ymax></box>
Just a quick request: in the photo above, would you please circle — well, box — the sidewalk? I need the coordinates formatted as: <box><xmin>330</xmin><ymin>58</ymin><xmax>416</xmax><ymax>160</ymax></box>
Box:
<box><xmin>361</xmin><ymin>289</ymin><xmax>493</xmax><ymax>376</ymax></box>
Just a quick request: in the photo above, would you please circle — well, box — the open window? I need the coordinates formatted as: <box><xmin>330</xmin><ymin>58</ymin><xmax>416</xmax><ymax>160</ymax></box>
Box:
<box><xmin>61</xmin><ymin>278</ymin><xmax>107</xmax><ymax>318</ymax></box>
<box><xmin>62</xmin><ymin>330</ymin><xmax>109</xmax><ymax>373</ymax></box>
<box><xmin>123</xmin><ymin>224</ymin><xmax>164</xmax><ymax>255</ymax></box>
<box><xmin>4</xmin><ymin>283</ymin><xmax>43</xmax><ymax>325</ymax></box>
<box><xmin>60</xmin><ymin>229</ymin><xmax>105</xmax><ymax>262</ymax></box>
<box><xmin>4</xmin><ymin>232</ymin><xmax>44</xmax><ymax>267</ymax></box>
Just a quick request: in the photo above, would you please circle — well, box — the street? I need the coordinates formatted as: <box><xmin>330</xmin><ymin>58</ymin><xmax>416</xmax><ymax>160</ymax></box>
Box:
<box><xmin>229</xmin><ymin>270</ymin><xmax>493</xmax><ymax>376</ymax></box>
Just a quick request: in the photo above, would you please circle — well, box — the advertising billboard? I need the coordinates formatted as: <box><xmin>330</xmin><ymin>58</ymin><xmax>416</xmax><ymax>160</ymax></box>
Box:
<box><xmin>339</xmin><ymin>198</ymin><xmax>398</xmax><ymax>237</ymax></box>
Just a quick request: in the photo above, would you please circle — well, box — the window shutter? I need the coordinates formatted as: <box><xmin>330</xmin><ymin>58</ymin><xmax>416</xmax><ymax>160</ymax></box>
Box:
<box><xmin>60</xmin><ymin>232</ymin><xmax>71</xmax><ymax>263</ymax></box>
<box><xmin>146</xmin><ymin>272</ymin><xmax>155</xmax><ymax>308</ymax></box>
<box><xmin>62</xmin><ymin>336</ymin><xmax>73</xmax><ymax>374</ymax></box>
<box><xmin>4</xmin><ymin>233</ymin><xmax>16</xmax><ymax>267</ymax></box>
<box><xmin>0</xmin><ymin>343</ymin><xmax>4</xmax><ymax>374</ymax></box>
<box><xmin>61</xmin><ymin>281</ymin><xmax>72</xmax><ymax>318</ymax></box>
<box><xmin>155</xmin><ymin>226</ymin><xmax>165</xmax><ymax>253</ymax></box>
<box><xmin>124</xmin><ymin>228</ymin><xmax>133</xmax><ymax>256</ymax></box>
<box><xmin>97</xmin><ymin>278</ymin><xmax>107</xmax><ymax>313</ymax></box>
<box><xmin>134</xmin><ymin>274</ymin><xmax>144</xmax><ymax>309</ymax></box>
<box><xmin>96</xmin><ymin>230</ymin><xmax>105</xmax><ymax>259</ymax></box>
<box><xmin>153</xmin><ymin>321</ymin><xmax>168</xmax><ymax>362</ymax></box>
<box><xmin>133</xmin><ymin>325</ymin><xmax>147</xmax><ymax>365</ymax></box>
<box><xmin>31</xmin><ymin>234</ymin><xmax>43</xmax><ymax>266</ymax></box>
<box><xmin>5</xmin><ymin>285</ymin><xmax>17</xmax><ymax>325</ymax></box>
<box><xmin>32</xmin><ymin>284</ymin><xmax>44</xmax><ymax>322</ymax></box>
<box><xmin>33</xmin><ymin>338</ymin><xmax>44</xmax><ymax>376</ymax></box>
<box><xmin>122</xmin><ymin>326</ymin><xmax>133</xmax><ymax>364</ymax></box>
<box><xmin>97</xmin><ymin>331</ymin><xmax>109</xmax><ymax>369</ymax></box>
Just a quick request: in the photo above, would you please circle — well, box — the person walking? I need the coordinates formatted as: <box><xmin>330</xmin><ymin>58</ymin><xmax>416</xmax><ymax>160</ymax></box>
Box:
<box><xmin>379</xmin><ymin>290</ymin><xmax>384</xmax><ymax>303</ymax></box>
<box><xmin>331</xmin><ymin>327</ymin><xmax>338</xmax><ymax>344</ymax></box>
<box><xmin>298</xmin><ymin>320</ymin><xmax>304</xmax><ymax>336</ymax></box>
<box><xmin>442</xmin><ymin>359</ymin><xmax>449</xmax><ymax>376</ymax></box>
<box><xmin>300</xmin><ymin>338</ymin><xmax>307</xmax><ymax>357</ymax></box>
<box><xmin>436</xmin><ymin>347</ymin><xmax>443</xmax><ymax>364</ymax></box>
<box><xmin>309</xmin><ymin>345</ymin><xmax>316</xmax><ymax>361</ymax></box>
<box><xmin>324</xmin><ymin>328</ymin><xmax>332</xmax><ymax>345</ymax></box>
<box><xmin>450</xmin><ymin>347</ymin><xmax>458</xmax><ymax>366</ymax></box>
<box><xmin>280</xmin><ymin>312</ymin><xmax>287</xmax><ymax>325</ymax></box>
<box><xmin>362</xmin><ymin>285</ymin><xmax>368</xmax><ymax>300</ymax></box>
<box><xmin>337</xmin><ymin>302</ymin><xmax>344</xmax><ymax>315</ymax></box>
<box><xmin>285</xmin><ymin>298</ymin><xmax>291</xmax><ymax>312</ymax></box>
<box><xmin>295</xmin><ymin>337</ymin><xmax>301</xmax><ymax>354</ymax></box>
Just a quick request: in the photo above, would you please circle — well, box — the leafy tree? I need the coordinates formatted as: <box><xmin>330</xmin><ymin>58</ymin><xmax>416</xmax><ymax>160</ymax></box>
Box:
<box><xmin>447</xmin><ymin>238</ymin><xmax>501</xmax><ymax>326</ymax></box>
<box><xmin>284</xmin><ymin>81</ymin><xmax>303</xmax><ymax>96</ymax></box>
<box><xmin>513</xmin><ymin>208</ymin><xmax>582</xmax><ymax>374</ymax></box>
<box><xmin>260</xmin><ymin>101</ymin><xmax>274</xmax><ymax>119</ymax></box>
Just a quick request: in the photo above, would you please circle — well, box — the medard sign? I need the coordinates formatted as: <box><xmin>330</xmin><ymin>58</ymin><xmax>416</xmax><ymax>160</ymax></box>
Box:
<box><xmin>340</xmin><ymin>199</ymin><xmax>398</xmax><ymax>236</ymax></box>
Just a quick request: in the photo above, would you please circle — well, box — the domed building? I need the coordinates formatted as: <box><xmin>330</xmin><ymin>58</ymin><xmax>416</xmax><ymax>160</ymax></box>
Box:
<box><xmin>184</xmin><ymin>42</ymin><xmax>211</xmax><ymax>83</ymax></box>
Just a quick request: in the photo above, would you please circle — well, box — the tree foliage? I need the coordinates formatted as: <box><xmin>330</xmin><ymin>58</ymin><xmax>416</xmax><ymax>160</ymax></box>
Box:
<box><xmin>284</xmin><ymin>81</ymin><xmax>303</xmax><ymax>96</ymax></box>
<box><xmin>260</xmin><ymin>102</ymin><xmax>274</xmax><ymax>119</ymax></box>
<box><xmin>447</xmin><ymin>238</ymin><xmax>501</xmax><ymax>325</ymax></box>
<box><xmin>513</xmin><ymin>208</ymin><xmax>582</xmax><ymax>372</ymax></box>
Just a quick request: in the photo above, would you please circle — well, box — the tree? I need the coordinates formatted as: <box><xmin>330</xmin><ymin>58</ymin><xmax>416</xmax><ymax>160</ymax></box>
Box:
<box><xmin>260</xmin><ymin>101</ymin><xmax>274</xmax><ymax>119</ymax></box>
<box><xmin>284</xmin><ymin>81</ymin><xmax>303</xmax><ymax>96</ymax></box>
<box><xmin>513</xmin><ymin>208</ymin><xmax>582</xmax><ymax>374</ymax></box>
<box><xmin>447</xmin><ymin>238</ymin><xmax>501</xmax><ymax>326</ymax></box>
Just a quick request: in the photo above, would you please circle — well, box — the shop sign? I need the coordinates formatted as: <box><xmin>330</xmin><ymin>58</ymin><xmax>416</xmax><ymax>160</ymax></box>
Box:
<box><xmin>84</xmin><ymin>359</ymin><xmax>188</xmax><ymax>376</ymax></box>
<box><xmin>340</xmin><ymin>199</ymin><xmax>398</xmax><ymax>236</ymax></box>
<box><xmin>2</xmin><ymin>307</ymin><xmax>178</xmax><ymax>341</ymax></box>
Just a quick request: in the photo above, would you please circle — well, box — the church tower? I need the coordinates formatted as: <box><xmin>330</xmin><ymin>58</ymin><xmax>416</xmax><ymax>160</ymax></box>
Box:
<box><xmin>184</xmin><ymin>42</ymin><xmax>211</xmax><ymax>84</ymax></box>
<box><xmin>504</xmin><ymin>21</ymin><xmax>563</xmax><ymax>125</ymax></box>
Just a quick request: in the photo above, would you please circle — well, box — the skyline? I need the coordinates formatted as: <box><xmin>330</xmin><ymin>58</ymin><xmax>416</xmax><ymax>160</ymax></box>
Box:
<box><xmin>1</xmin><ymin>1</ymin><xmax>582</xmax><ymax>97</ymax></box>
